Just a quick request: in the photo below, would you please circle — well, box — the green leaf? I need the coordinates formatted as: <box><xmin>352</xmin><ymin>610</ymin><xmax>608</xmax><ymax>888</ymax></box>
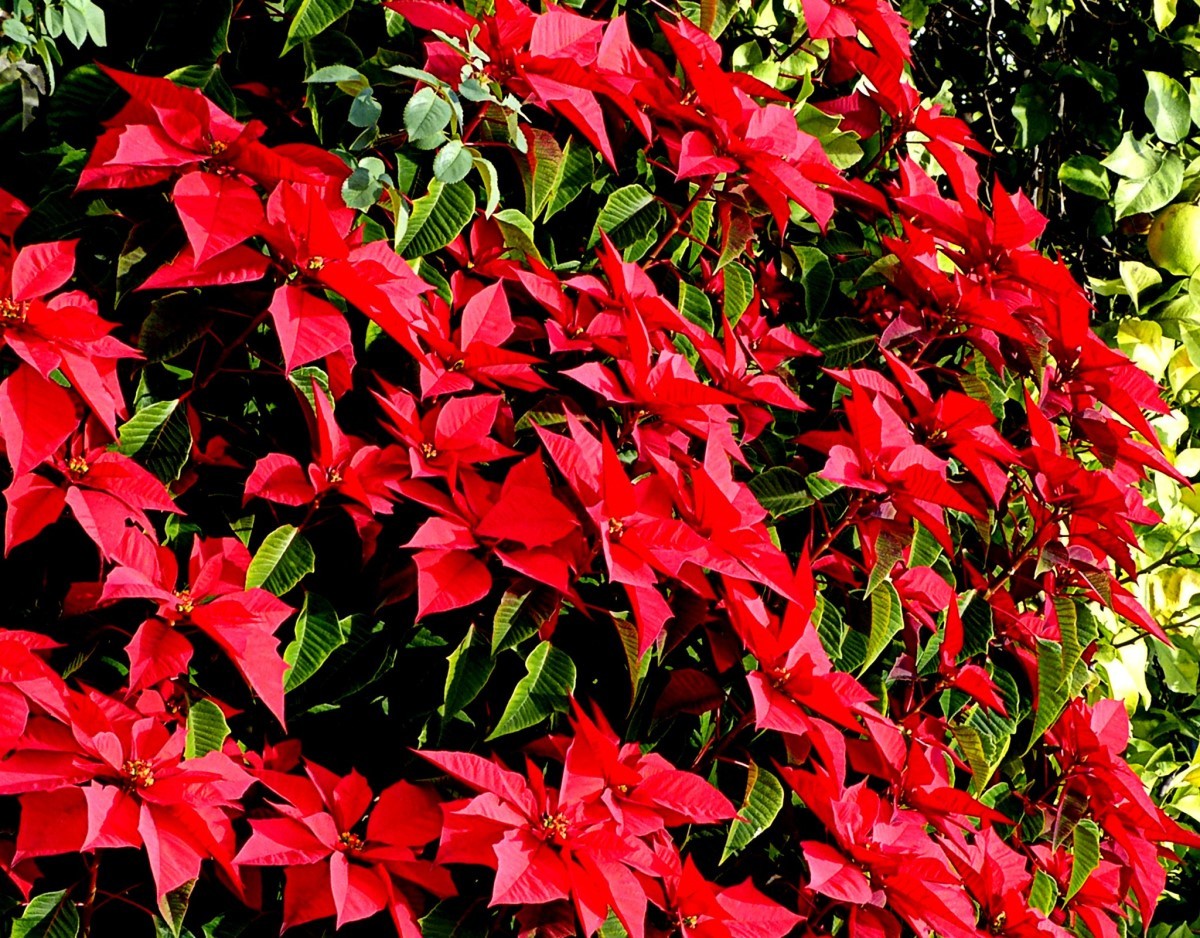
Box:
<box><xmin>866</xmin><ymin>530</ymin><xmax>905</xmax><ymax>597</ymax></box>
<box><xmin>1012</xmin><ymin>82</ymin><xmax>1053</xmax><ymax>149</ymax></box>
<box><xmin>1029</xmin><ymin>869</ymin><xmax>1059</xmax><ymax>914</ymax></box>
<box><xmin>347</xmin><ymin>89</ymin><xmax>381</xmax><ymax>128</ymax></box>
<box><xmin>677</xmin><ymin>281</ymin><xmax>714</xmax><ymax>333</ymax></box>
<box><xmin>157</xmin><ymin>881</ymin><xmax>195</xmax><ymax>938</ymax></box>
<box><xmin>491</xmin><ymin>587</ymin><xmax>557</xmax><ymax>655</ymax></box>
<box><xmin>813</xmin><ymin>318</ymin><xmax>876</xmax><ymax>367</ymax></box>
<box><xmin>543</xmin><ymin>137</ymin><xmax>594</xmax><ymax>220</ymax></box>
<box><xmin>185</xmin><ymin>699</ymin><xmax>230</xmax><ymax>759</ymax></box>
<box><xmin>404</xmin><ymin>87</ymin><xmax>452</xmax><ymax>141</ymax></box>
<box><xmin>1145</xmin><ymin>71</ymin><xmax>1192</xmax><ymax>145</ymax></box>
<box><xmin>342</xmin><ymin>158</ymin><xmax>389</xmax><ymax>211</ymax></box>
<box><xmin>747</xmin><ymin>467</ymin><xmax>814</xmax><ymax>518</ymax></box>
<box><xmin>588</xmin><ymin>185</ymin><xmax>661</xmax><ymax>249</ymax></box>
<box><xmin>1027</xmin><ymin>638</ymin><xmax>1068</xmax><ymax>750</ymax></box>
<box><xmin>951</xmin><ymin>723</ymin><xmax>992</xmax><ymax>794</ymax></box>
<box><xmin>1058</xmin><ymin>156</ymin><xmax>1110</xmax><ymax>200</ymax></box>
<box><xmin>1067</xmin><ymin>819</ymin><xmax>1102</xmax><ymax>900</ymax></box>
<box><xmin>1154</xmin><ymin>0</ymin><xmax>1177</xmax><ymax>29</ymax></box>
<box><xmin>722</xmin><ymin>262</ymin><xmax>753</xmax><ymax>325</ymax></box>
<box><xmin>398</xmin><ymin>180</ymin><xmax>475</xmax><ymax>258</ymax></box>
<box><xmin>12</xmin><ymin>890</ymin><xmax>79</xmax><ymax>938</ymax></box>
<box><xmin>284</xmin><ymin>594</ymin><xmax>348</xmax><ymax>692</ymax></box>
<box><xmin>281</xmin><ymin>0</ymin><xmax>353</xmax><ymax>54</ymax></box>
<box><xmin>116</xmin><ymin>399</ymin><xmax>192</xmax><ymax>482</ymax></box>
<box><xmin>1101</xmin><ymin>132</ymin><xmax>1161</xmax><ymax>179</ymax></box>
<box><xmin>523</xmin><ymin>128</ymin><xmax>563</xmax><ymax>220</ymax></box>
<box><xmin>487</xmin><ymin>641</ymin><xmax>576</xmax><ymax>739</ymax></box>
<box><xmin>433</xmin><ymin>140</ymin><xmax>474</xmax><ymax>184</ymax></box>
<box><xmin>443</xmin><ymin>625</ymin><xmax>494</xmax><ymax>721</ymax></box>
<box><xmin>721</xmin><ymin>762</ymin><xmax>784</xmax><ymax>863</ymax></box>
<box><xmin>794</xmin><ymin>246</ymin><xmax>833</xmax><ymax>319</ymax></box>
<box><xmin>305</xmin><ymin>64</ymin><xmax>366</xmax><ymax>86</ymax></box>
<box><xmin>474</xmin><ymin>157</ymin><xmax>500</xmax><ymax>217</ymax></box>
<box><xmin>1113</xmin><ymin>152</ymin><xmax>1183</xmax><ymax>219</ymax></box>
<box><xmin>909</xmin><ymin>522</ymin><xmax>943</xmax><ymax>569</ymax></box>
<box><xmin>246</xmin><ymin>525</ymin><xmax>315</xmax><ymax>596</ymax></box>
<box><xmin>716</xmin><ymin>209</ymin><xmax>753</xmax><ymax>272</ymax></box>
<box><xmin>861</xmin><ymin>581</ymin><xmax>903</xmax><ymax>674</ymax></box>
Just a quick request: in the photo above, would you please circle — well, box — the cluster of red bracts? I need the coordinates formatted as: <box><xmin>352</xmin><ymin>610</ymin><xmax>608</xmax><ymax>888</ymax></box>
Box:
<box><xmin>0</xmin><ymin>0</ymin><xmax>1195</xmax><ymax>934</ymax></box>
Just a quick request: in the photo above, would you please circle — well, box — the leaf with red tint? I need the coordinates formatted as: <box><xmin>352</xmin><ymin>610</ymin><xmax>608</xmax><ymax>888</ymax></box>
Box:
<box><xmin>413</xmin><ymin>549</ymin><xmax>493</xmax><ymax>618</ymax></box>
<box><xmin>268</xmin><ymin>285</ymin><xmax>353</xmax><ymax>374</ymax></box>
<box><xmin>0</xmin><ymin>366</ymin><xmax>78</xmax><ymax>474</ymax></box>
<box><xmin>245</xmin><ymin>452</ymin><xmax>316</xmax><ymax>507</ymax></box>
<box><xmin>10</xmin><ymin>241</ymin><xmax>77</xmax><ymax>301</ymax></box>
<box><xmin>125</xmin><ymin>619</ymin><xmax>194</xmax><ymax>690</ymax></box>
<box><xmin>138</xmin><ymin>243</ymin><xmax>271</xmax><ymax>290</ymax></box>
<box><xmin>172</xmin><ymin>173</ymin><xmax>265</xmax><ymax>266</ymax></box>
<box><xmin>3</xmin><ymin>474</ymin><xmax>67</xmax><ymax>555</ymax></box>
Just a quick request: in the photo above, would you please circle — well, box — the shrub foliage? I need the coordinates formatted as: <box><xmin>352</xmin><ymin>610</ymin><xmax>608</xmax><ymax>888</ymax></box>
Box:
<box><xmin>0</xmin><ymin>0</ymin><xmax>1195</xmax><ymax>936</ymax></box>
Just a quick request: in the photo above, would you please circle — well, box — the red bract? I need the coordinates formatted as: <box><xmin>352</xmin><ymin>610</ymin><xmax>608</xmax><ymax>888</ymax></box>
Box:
<box><xmin>419</xmin><ymin>711</ymin><xmax>737</xmax><ymax>938</ymax></box>
<box><xmin>4</xmin><ymin>432</ymin><xmax>179</xmax><ymax>560</ymax></box>
<box><xmin>653</xmin><ymin>849</ymin><xmax>802</xmax><ymax>938</ymax></box>
<box><xmin>0</xmin><ymin>0</ymin><xmax>1192</xmax><ymax>932</ymax></box>
<box><xmin>0</xmin><ymin>236</ymin><xmax>137</xmax><ymax>437</ymax></box>
<box><xmin>100</xmin><ymin>536</ymin><xmax>293</xmax><ymax>725</ymax></box>
<box><xmin>236</xmin><ymin>761</ymin><xmax>452</xmax><ymax>933</ymax></box>
<box><xmin>0</xmin><ymin>690</ymin><xmax>251</xmax><ymax>899</ymax></box>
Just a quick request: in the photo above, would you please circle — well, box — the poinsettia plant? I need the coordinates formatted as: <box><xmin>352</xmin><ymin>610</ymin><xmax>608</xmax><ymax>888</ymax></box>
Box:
<box><xmin>0</xmin><ymin>0</ymin><xmax>1194</xmax><ymax>936</ymax></box>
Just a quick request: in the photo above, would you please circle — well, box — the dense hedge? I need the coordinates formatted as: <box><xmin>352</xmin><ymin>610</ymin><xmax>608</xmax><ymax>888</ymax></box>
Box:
<box><xmin>0</xmin><ymin>1</ymin><xmax>1196</xmax><ymax>936</ymax></box>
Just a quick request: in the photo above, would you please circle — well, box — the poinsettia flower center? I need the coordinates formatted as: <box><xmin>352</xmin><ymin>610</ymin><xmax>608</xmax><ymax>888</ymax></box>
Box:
<box><xmin>450</xmin><ymin>358</ymin><xmax>466</xmax><ymax>372</ymax></box>
<box><xmin>681</xmin><ymin>914</ymin><xmax>700</xmax><ymax>929</ymax></box>
<box><xmin>608</xmin><ymin>518</ymin><xmax>625</xmax><ymax>541</ymax></box>
<box><xmin>615</xmin><ymin>783</ymin><xmax>631</xmax><ymax>795</ymax></box>
<box><xmin>208</xmin><ymin>139</ymin><xmax>228</xmax><ymax>156</ymax></box>
<box><xmin>337</xmin><ymin>831</ymin><xmax>365</xmax><ymax>852</ymax></box>
<box><xmin>420</xmin><ymin>442</ymin><xmax>438</xmax><ymax>460</ymax></box>
<box><xmin>122</xmin><ymin>759</ymin><xmax>156</xmax><ymax>790</ymax></box>
<box><xmin>67</xmin><ymin>456</ymin><xmax>90</xmax><ymax>478</ymax></box>
<box><xmin>174</xmin><ymin>589</ymin><xmax>195</xmax><ymax>615</ymax></box>
<box><xmin>306</xmin><ymin>256</ymin><xmax>326</xmax><ymax>272</ymax></box>
<box><xmin>0</xmin><ymin>296</ymin><xmax>29</xmax><ymax>324</ymax></box>
<box><xmin>325</xmin><ymin>466</ymin><xmax>343</xmax><ymax>484</ymax></box>
<box><xmin>539</xmin><ymin>812</ymin><xmax>570</xmax><ymax>844</ymax></box>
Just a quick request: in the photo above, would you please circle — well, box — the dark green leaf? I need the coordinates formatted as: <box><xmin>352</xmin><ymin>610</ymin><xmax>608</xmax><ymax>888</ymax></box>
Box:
<box><xmin>443</xmin><ymin>625</ymin><xmax>494</xmax><ymax>720</ymax></box>
<box><xmin>284</xmin><ymin>593</ymin><xmax>348</xmax><ymax>692</ymax></box>
<box><xmin>282</xmin><ymin>0</ymin><xmax>353</xmax><ymax>54</ymax></box>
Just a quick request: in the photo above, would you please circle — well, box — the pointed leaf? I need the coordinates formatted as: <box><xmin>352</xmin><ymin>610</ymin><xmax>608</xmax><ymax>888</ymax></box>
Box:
<box><xmin>11</xmin><ymin>890</ymin><xmax>79</xmax><ymax>938</ymax></box>
<box><xmin>282</xmin><ymin>0</ymin><xmax>353</xmax><ymax>54</ymax></box>
<box><xmin>283</xmin><ymin>593</ymin><xmax>348</xmax><ymax>692</ymax></box>
<box><xmin>487</xmin><ymin>641</ymin><xmax>576</xmax><ymax>739</ymax></box>
<box><xmin>721</xmin><ymin>761</ymin><xmax>784</xmax><ymax>863</ymax></box>
<box><xmin>1066</xmin><ymin>819</ymin><xmax>1101</xmax><ymax>900</ymax></box>
<box><xmin>398</xmin><ymin>180</ymin><xmax>475</xmax><ymax>258</ymax></box>
<box><xmin>246</xmin><ymin>525</ymin><xmax>315</xmax><ymax>596</ymax></box>
<box><xmin>860</xmin><ymin>581</ymin><xmax>902</xmax><ymax>674</ymax></box>
<box><xmin>443</xmin><ymin>625</ymin><xmax>494</xmax><ymax>721</ymax></box>
<box><xmin>117</xmin><ymin>399</ymin><xmax>193</xmax><ymax>482</ymax></box>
